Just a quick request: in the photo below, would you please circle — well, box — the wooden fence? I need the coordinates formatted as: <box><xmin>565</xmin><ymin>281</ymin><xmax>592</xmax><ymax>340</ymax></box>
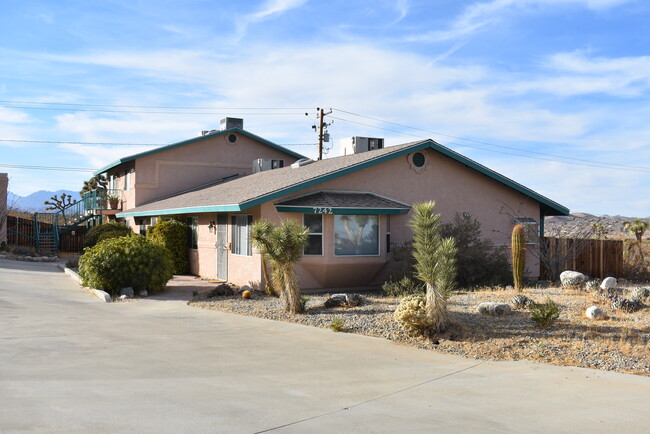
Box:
<box><xmin>540</xmin><ymin>237</ymin><xmax>623</xmax><ymax>280</ymax></box>
<box><xmin>6</xmin><ymin>215</ymin><xmax>86</xmax><ymax>253</ymax></box>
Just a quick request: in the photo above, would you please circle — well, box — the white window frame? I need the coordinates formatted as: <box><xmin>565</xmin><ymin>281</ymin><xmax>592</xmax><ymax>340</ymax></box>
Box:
<box><xmin>303</xmin><ymin>213</ymin><xmax>323</xmax><ymax>256</ymax></box>
<box><xmin>333</xmin><ymin>214</ymin><xmax>380</xmax><ymax>257</ymax></box>
<box><xmin>386</xmin><ymin>215</ymin><xmax>391</xmax><ymax>254</ymax></box>
<box><xmin>124</xmin><ymin>169</ymin><xmax>131</xmax><ymax>190</ymax></box>
<box><xmin>186</xmin><ymin>216</ymin><xmax>198</xmax><ymax>250</ymax></box>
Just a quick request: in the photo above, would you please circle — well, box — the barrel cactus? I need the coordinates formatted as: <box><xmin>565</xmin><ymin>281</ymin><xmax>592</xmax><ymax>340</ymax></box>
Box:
<box><xmin>511</xmin><ymin>225</ymin><xmax>526</xmax><ymax>292</ymax></box>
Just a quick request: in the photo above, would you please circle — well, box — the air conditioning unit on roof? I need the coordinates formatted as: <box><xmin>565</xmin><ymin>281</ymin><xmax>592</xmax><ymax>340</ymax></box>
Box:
<box><xmin>340</xmin><ymin>136</ymin><xmax>384</xmax><ymax>155</ymax></box>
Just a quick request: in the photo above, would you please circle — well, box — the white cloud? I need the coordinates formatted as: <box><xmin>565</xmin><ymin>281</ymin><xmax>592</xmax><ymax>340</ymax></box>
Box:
<box><xmin>405</xmin><ymin>0</ymin><xmax>635</xmax><ymax>42</ymax></box>
<box><xmin>235</xmin><ymin>0</ymin><xmax>308</xmax><ymax>39</ymax></box>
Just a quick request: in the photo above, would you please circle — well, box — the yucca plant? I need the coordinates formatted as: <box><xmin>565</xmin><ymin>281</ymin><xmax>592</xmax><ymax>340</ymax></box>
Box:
<box><xmin>251</xmin><ymin>219</ymin><xmax>309</xmax><ymax>314</ymax></box>
<box><xmin>408</xmin><ymin>201</ymin><xmax>458</xmax><ymax>334</ymax></box>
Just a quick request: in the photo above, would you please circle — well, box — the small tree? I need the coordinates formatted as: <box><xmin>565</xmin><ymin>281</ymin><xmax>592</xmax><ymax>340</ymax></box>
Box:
<box><xmin>624</xmin><ymin>218</ymin><xmax>649</xmax><ymax>263</ymax></box>
<box><xmin>251</xmin><ymin>219</ymin><xmax>308</xmax><ymax>314</ymax></box>
<box><xmin>408</xmin><ymin>201</ymin><xmax>457</xmax><ymax>333</ymax></box>
<box><xmin>44</xmin><ymin>193</ymin><xmax>74</xmax><ymax>222</ymax></box>
<box><xmin>79</xmin><ymin>174</ymin><xmax>108</xmax><ymax>198</ymax></box>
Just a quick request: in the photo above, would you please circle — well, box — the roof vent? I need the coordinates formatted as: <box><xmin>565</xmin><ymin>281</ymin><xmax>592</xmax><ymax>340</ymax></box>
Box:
<box><xmin>220</xmin><ymin>117</ymin><xmax>244</xmax><ymax>131</ymax></box>
<box><xmin>340</xmin><ymin>136</ymin><xmax>384</xmax><ymax>155</ymax></box>
<box><xmin>291</xmin><ymin>158</ymin><xmax>314</xmax><ymax>169</ymax></box>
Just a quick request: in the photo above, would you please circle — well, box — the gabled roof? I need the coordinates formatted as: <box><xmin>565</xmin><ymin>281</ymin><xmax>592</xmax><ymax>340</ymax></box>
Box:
<box><xmin>118</xmin><ymin>139</ymin><xmax>569</xmax><ymax>218</ymax></box>
<box><xmin>93</xmin><ymin>127</ymin><xmax>306</xmax><ymax>175</ymax></box>
<box><xmin>275</xmin><ymin>191</ymin><xmax>411</xmax><ymax>215</ymax></box>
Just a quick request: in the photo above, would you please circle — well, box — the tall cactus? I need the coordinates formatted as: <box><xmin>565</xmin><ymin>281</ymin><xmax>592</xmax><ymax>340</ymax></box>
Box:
<box><xmin>511</xmin><ymin>224</ymin><xmax>526</xmax><ymax>292</ymax></box>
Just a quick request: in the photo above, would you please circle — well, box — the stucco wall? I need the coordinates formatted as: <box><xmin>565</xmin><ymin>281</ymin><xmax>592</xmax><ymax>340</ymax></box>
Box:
<box><xmin>131</xmin><ymin>133</ymin><xmax>300</xmax><ymax>207</ymax></box>
<box><xmin>260</xmin><ymin>148</ymin><xmax>542</xmax><ymax>287</ymax></box>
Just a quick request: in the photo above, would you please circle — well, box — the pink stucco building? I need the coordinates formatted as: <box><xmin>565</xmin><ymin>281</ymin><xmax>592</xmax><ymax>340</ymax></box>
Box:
<box><xmin>96</xmin><ymin>119</ymin><xmax>569</xmax><ymax>290</ymax></box>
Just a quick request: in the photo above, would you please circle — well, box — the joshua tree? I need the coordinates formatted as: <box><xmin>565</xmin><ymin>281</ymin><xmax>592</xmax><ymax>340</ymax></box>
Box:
<box><xmin>79</xmin><ymin>174</ymin><xmax>108</xmax><ymax>197</ymax></box>
<box><xmin>251</xmin><ymin>219</ymin><xmax>309</xmax><ymax>313</ymax></box>
<box><xmin>623</xmin><ymin>218</ymin><xmax>649</xmax><ymax>242</ymax></box>
<box><xmin>409</xmin><ymin>201</ymin><xmax>458</xmax><ymax>333</ymax></box>
<box><xmin>44</xmin><ymin>193</ymin><xmax>74</xmax><ymax>222</ymax></box>
<box><xmin>624</xmin><ymin>218</ymin><xmax>649</xmax><ymax>263</ymax></box>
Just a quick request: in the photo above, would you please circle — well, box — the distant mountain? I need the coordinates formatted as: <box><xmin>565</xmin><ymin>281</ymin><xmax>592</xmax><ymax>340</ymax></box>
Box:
<box><xmin>545</xmin><ymin>213</ymin><xmax>650</xmax><ymax>241</ymax></box>
<box><xmin>9</xmin><ymin>190</ymin><xmax>79</xmax><ymax>213</ymax></box>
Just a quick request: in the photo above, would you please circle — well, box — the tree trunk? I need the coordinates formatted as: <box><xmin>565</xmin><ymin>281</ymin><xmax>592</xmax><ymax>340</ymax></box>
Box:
<box><xmin>261</xmin><ymin>258</ymin><xmax>276</xmax><ymax>296</ymax></box>
<box><xmin>280</xmin><ymin>266</ymin><xmax>302</xmax><ymax>314</ymax></box>
<box><xmin>425</xmin><ymin>282</ymin><xmax>448</xmax><ymax>333</ymax></box>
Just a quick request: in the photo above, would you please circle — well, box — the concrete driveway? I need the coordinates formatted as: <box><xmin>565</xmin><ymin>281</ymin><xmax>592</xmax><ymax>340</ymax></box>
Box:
<box><xmin>1</xmin><ymin>258</ymin><xmax>649</xmax><ymax>433</ymax></box>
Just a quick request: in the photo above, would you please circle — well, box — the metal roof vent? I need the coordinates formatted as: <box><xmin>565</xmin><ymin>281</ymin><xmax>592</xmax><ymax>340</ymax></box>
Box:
<box><xmin>220</xmin><ymin>117</ymin><xmax>244</xmax><ymax>131</ymax></box>
<box><xmin>291</xmin><ymin>158</ymin><xmax>314</xmax><ymax>169</ymax></box>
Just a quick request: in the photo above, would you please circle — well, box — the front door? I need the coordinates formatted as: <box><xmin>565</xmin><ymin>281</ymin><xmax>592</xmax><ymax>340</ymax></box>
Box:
<box><xmin>216</xmin><ymin>214</ymin><xmax>228</xmax><ymax>281</ymax></box>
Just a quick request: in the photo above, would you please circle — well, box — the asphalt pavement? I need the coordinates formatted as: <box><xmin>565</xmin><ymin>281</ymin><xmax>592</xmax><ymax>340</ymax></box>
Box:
<box><xmin>1</xmin><ymin>258</ymin><xmax>649</xmax><ymax>433</ymax></box>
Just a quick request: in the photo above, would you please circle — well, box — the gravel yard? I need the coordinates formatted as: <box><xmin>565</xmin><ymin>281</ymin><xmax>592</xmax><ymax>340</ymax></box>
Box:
<box><xmin>189</xmin><ymin>285</ymin><xmax>650</xmax><ymax>377</ymax></box>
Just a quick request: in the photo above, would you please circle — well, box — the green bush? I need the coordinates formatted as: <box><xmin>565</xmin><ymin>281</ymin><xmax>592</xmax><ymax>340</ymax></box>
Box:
<box><xmin>78</xmin><ymin>235</ymin><xmax>174</xmax><ymax>296</ymax></box>
<box><xmin>330</xmin><ymin>316</ymin><xmax>345</xmax><ymax>332</ymax></box>
<box><xmin>147</xmin><ymin>219</ymin><xmax>189</xmax><ymax>274</ymax></box>
<box><xmin>529</xmin><ymin>298</ymin><xmax>560</xmax><ymax>328</ymax></box>
<box><xmin>393</xmin><ymin>294</ymin><xmax>432</xmax><ymax>335</ymax></box>
<box><xmin>84</xmin><ymin>221</ymin><xmax>132</xmax><ymax>248</ymax></box>
<box><xmin>382</xmin><ymin>275</ymin><xmax>425</xmax><ymax>297</ymax></box>
<box><xmin>440</xmin><ymin>214</ymin><xmax>512</xmax><ymax>289</ymax></box>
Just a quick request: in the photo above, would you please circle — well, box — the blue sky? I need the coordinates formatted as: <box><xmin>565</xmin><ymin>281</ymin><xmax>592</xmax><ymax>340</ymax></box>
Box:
<box><xmin>1</xmin><ymin>0</ymin><xmax>649</xmax><ymax>216</ymax></box>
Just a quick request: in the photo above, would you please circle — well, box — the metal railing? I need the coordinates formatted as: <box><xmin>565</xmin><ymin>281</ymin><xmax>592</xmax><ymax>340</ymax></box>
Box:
<box><xmin>82</xmin><ymin>188</ymin><xmax>123</xmax><ymax>212</ymax></box>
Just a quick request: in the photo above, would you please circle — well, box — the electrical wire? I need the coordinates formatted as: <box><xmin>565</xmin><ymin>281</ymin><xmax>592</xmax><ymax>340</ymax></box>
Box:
<box><xmin>334</xmin><ymin>109</ymin><xmax>650</xmax><ymax>171</ymax></box>
<box><xmin>0</xmin><ymin>100</ymin><xmax>312</xmax><ymax>110</ymax></box>
<box><xmin>0</xmin><ymin>164</ymin><xmax>95</xmax><ymax>172</ymax></box>
<box><xmin>331</xmin><ymin>111</ymin><xmax>650</xmax><ymax>172</ymax></box>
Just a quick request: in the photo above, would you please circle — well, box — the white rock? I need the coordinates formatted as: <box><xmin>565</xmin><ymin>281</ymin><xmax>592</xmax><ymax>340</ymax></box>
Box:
<box><xmin>600</xmin><ymin>277</ymin><xmax>617</xmax><ymax>290</ymax></box>
<box><xmin>560</xmin><ymin>270</ymin><xmax>586</xmax><ymax>287</ymax></box>
<box><xmin>586</xmin><ymin>306</ymin><xmax>604</xmax><ymax>320</ymax></box>
<box><xmin>477</xmin><ymin>302</ymin><xmax>512</xmax><ymax>317</ymax></box>
<box><xmin>119</xmin><ymin>294</ymin><xmax>128</xmax><ymax>300</ymax></box>
<box><xmin>139</xmin><ymin>290</ymin><xmax>148</xmax><ymax>297</ymax></box>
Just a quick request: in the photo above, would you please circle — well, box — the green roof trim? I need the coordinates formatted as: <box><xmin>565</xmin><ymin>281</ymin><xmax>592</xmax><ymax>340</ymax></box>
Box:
<box><xmin>94</xmin><ymin>128</ymin><xmax>306</xmax><ymax>175</ymax></box>
<box><xmin>117</xmin><ymin>204</ymin><xmax>243</xmax><ymax>218</ymax></box>
<box><xmin>275</xmin><ymin>206</ymin><xmax>409</xmax><ymax>215</ymax></box>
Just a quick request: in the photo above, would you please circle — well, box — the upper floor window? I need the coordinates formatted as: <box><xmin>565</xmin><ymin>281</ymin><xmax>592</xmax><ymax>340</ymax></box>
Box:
<box><xmin>124</xmin><ymin>170</ymin><xmax>131</xmax><ymax>190</ymax></box>
<box><xmin>334</xmin><ymin>215</ymin><xmax>379</xmax><ymax>256</ymax></box>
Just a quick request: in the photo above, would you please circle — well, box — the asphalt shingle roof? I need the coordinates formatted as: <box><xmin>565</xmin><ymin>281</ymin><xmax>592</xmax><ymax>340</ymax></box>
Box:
<box><xmin>275</xmin><ymin>191</ymin><xmax>410</xmax><ymax>210</ymax></box>
<box><xmin>118</xmin><ymin>139</ymin><xmax>569</xmax><ymax>217</ymax></box>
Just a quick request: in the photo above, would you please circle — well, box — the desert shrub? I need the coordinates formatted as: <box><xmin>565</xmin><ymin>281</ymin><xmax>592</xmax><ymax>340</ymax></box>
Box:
<box><xmin>330</xmin><ymin>316</ymin><xmax>345</xmax><ymax>332</ymax></box>
<box><xmin>511</xmin><ymin>294</ymin><xmax>534</xmax><ymax>309</ymax></box>
<box><xmin>393</xmin><ymin>294</ymin><xmax>431</xmax><ymax>335</ymax></box>
<box><xmin>633</xmin><ymin>287</ymin><xmax>650</xmax><ymax>301</ymax></box>
<box><xmin>11</xmin><ymin>247</ymin><xmax>34</xmax><ymax>256</ymax></box>
<box><xmin>147</xmin><ymin>219</ymin><xmax>189</xmax><ymax>274</ymax></box>
<box><xmin>0</xmin><ymin>241</ymin><xmax>8</xmax><ymax>252</ymax></box>
<box><xmin>78</xmin><ymin>235</ymin><xmax>173</xmax><ymax>296</ymax></box>
<box><xmin>440</xmin><ymin>214</ymin><xmax>511</xmax><ymax>289</ymax></box>
<box><xmin>529</xmin><ymin>298</ymin><xmax>560</xmax><ymax>327</ymax></box>
<box><xmin>65</xmin><ymin>257</ymin><xmax>79</xmax><ymax>268</ymax></box>
<box><xmin>585</xmin><ymin>280</ymin><xmax>600</xmax><ymax>291</ymax></box>
<box><xmin>84</xmin><ymin>221</ymin><xmax>132</xmax><ymax>248</ymax></box>
<box><xmin>611</xmin><ymin>297</ymin><xmax>644</xmax><ymax>313</ymax></box>
<box><xmin>382</xmin><ymin>276</ymin><xmax>425</xmax><ymax>297</ymax></box>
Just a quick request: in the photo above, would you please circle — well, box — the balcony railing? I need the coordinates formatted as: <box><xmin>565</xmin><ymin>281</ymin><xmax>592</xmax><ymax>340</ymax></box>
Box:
<box><xmin>82</xmin><ymin>189</ymin><xmax>123</xmax><ymax>213</ymax></box>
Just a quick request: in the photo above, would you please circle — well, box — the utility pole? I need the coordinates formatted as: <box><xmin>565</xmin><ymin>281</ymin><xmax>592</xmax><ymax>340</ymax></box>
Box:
<box><xmin>316</xmin><ymin>107</ymin><xmax>332</xmax><ymax>160</ymax></box>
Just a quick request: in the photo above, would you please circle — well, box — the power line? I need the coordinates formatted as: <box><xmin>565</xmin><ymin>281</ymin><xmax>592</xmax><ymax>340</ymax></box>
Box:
<box><xmin>0</xmin><ymin>138</ymin><xmax>316</xmax><ymax>147</ymax></box>
<box><xmin>0</xmin><ymin>139</ymin><xmax>164</xmax><ymax>146</ymax></box>
<box><xmin>0</xmin><ymin>100</ymin><xmax>312</xmax><ymax>110</ymax></box>
<box><xmin>1</xmin><ymin>105</ymin><xmax>308</xmax><ymax>115</ymax></box>
<box><xmin>0</xmin><ymin>164</ymin><xmax>95</xmax><ymax>172</ymax></box>
<box><xmin>331</xmin><ymin>110</ymin><xmax>650</xmax><ymax>172</ymax></box>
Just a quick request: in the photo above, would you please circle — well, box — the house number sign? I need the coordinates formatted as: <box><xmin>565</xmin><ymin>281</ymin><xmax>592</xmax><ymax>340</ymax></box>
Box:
<box><xmin>312</xmin><ymin>207</ymin><xmax>333</xmax><ymax>214</ymax></box>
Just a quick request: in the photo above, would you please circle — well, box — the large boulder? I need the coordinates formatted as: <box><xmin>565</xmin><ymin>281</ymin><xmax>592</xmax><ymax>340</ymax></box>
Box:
<box><xmin>585</xmin><ymin>306</ymin><xmax>604</xmax><ymax>320</ymax></box>
<box><xmin>324</xmin><ymin>293</ymin><xmax>364</xmax><ymax>308</ymax></box>
<box><xmin>600</xmin><ymin>277</ymin><xmax>617</xmax><ymax>290</ymax></box>
<box><xmin>560</xmin><ymin>271</ymin><xmax>586</xmax><ymax>287</ymax></box>
<box><xmin>477</xmin><ymin>302</ymin><xmax>512</xmax><ymax>317</ymax></box>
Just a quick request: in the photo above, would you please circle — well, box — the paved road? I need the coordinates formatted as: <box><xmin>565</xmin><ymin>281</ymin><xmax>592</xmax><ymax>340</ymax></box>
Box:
<box><xmin>1</xmin><ymin>258</ymin><xmax>649</xmax><ymax>433</ymax></box>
